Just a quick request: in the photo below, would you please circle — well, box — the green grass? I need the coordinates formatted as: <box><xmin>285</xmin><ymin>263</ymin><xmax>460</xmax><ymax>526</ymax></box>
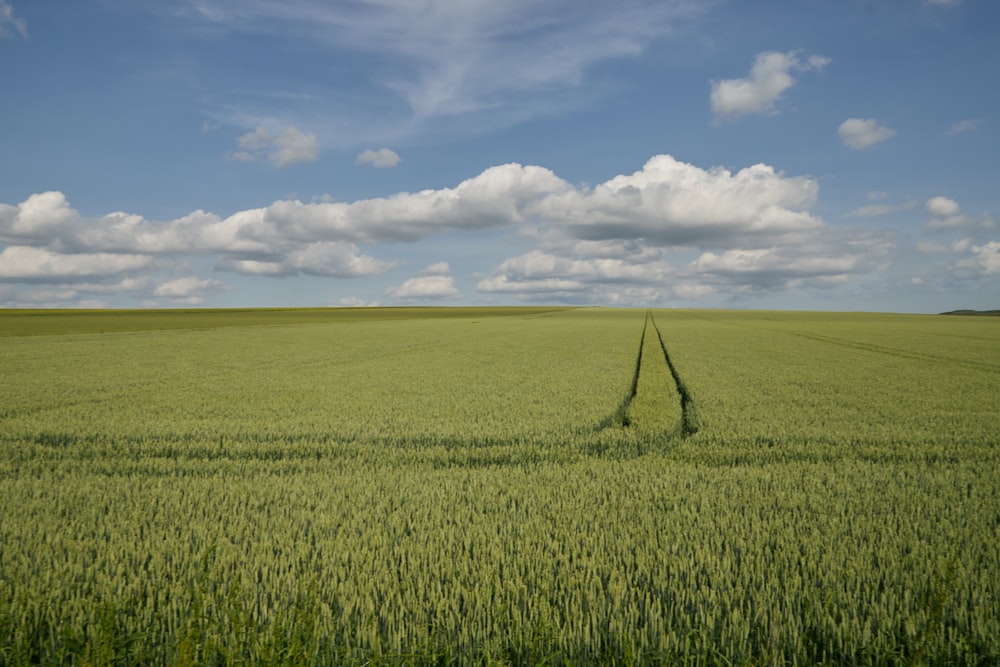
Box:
<box><xmin>1</xmin><ymin>307</ymin><xmax>997</xmax><ymax>665</ymax></box>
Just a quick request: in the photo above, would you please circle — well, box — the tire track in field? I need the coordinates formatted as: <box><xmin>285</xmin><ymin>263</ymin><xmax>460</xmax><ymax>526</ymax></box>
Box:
<box><xmin>599</xmin><ymin>311</ymin><xmax>700</xmax><ymax>436</ymax></box>
<box><xmin>685</xmin><ymin>312</ymin><xmax>1000</xmax><ymax>374</ymax></box>
<box><xmin>599</xmin><ymin>313</ymin><xmax>649</xmax><ymax>428</ymax></box>
<box><xmin>776</xmin><ymin>330</ymin><xmax>1000</xmax><ymax>373</ymax></box>
<box><xmin>648</xmin><ymin>312</ymin><xmax>700</xmax><ymax>436</ymax></box>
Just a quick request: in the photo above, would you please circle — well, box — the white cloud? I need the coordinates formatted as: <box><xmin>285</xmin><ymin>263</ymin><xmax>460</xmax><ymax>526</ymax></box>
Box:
<box><xmin>838</xmin><ymin>118</ymin><xmax>896</xmax><ymax>150</ymax></box>
<box><xmin>476</xmin><ymin>154</ymin><xmax>892</xmax><ymax>303</ymax></box>
<box><xmin>710</xmin><ymin>51</ymin><xmax>829</xmax><ymax>119</ymax></box>
<box><xmin>924</xmin><ymin>196</ymin><xmax>996</xmax><ymax>233</ymax></box>
<box><xmin>529</xmin><ymin>155</ymin><xmax>822</xmax><ymax>247</ymax></box>
<box><xmin>0</xmin><ymin>154</ymin><xmax>901</xmax><ymax>305</ymax></box>
<box><xmin>420</xmin><ymin>262</ymin><xmax>451</xmax><ymax>276</ymax></box>
<box><xmin>179</xmin><ymin>0</ymin><xmax>706</xmax><ymax>134</ymax></box>
<box><xmin>956</xmin><ymin>242</ymin><xmax>1000</xmax><ymax>276</ymax></box>
<box><xmin>273</xmin><ymin>126</ymin><xmax>319</xmax><ymax>166</ymax></box>
<box><xmin>946</xmin><ymin>119</ymin><xmax>981</xmax><ymax>135</ymax></box>
<box><xmin>925</xmin><ymin>0</ymin><xmax>962</xmax><ymax>6</ymax></box>
<box><xmin>476</xmin><ymin>232</ymin><xmax>884</xmax><ymax>302</ymax></box>
<box><xmin>334</xmin><ymin>296</ymin><xmax>382</xmax><ymax>307</ymax></box>
<box><xmin>926</xmin><ymin>196</ymin><xmax>961</xmax><ymax>218</ymax></box>
<box><xmin>479</xmin><ymin>249</ymin><xmax>674</xmax><ymax>288</ymax></box>
<box><xmin>387</xmin><ymin>261</ymin><xmax>461</xmax><ymax>299</ymax></box>
<box><xmin>0</xmin><ymin>191</ymin><xmax>77</xmax><ymax>243</ymax></box>
<box><xmin>216</xmin><ymin>241</ymin><xmax>394</xmax><ymax>278</ymax></box>
<box><xmin>357</xmin><ymin>148</ymin><xmax>401</xmax><ymax>168</ymax></box>
<box><xmin>692</xmin><ymin>247</ymin><xmax>857</xmax><ymax>279</ymax></box>
<box><xmin>154</xmin><ymin>276</ymin><xmax>226</xmax><ymax>304</ymax></box>
<box><xmin>288</xmin><ymin>242</ymin><xmax>394</xmax><ymax>277</ymax></box>
<box><xmin>0</xmin><ymin>246</ymin><xmax>152</xmax><ymax>281</ymax></box>
<box><xmin>0</xmin><ymin>0</ymin><xmax>27</xmax><ymax>39</ymax></box>
<box><xmin>229</xmin><ymin>125</ymin><xmax>318</xmax><ymax>166</ymax></box>
<box><xmin>257</xmin><ymin>163</ymin><xmax>568</xmax><ymax>243</ymax></box>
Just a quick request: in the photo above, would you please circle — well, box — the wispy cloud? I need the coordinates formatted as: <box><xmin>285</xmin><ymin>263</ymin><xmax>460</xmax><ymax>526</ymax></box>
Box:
<box><xmin>838</xmin><ymin>118</ymin><xmax>895</xmax><ymax>150</ymax></box>
<box><xmin>845</xmin><ymin>201</ymin><xmax>917</xmax><ymax>217</ymax></box>
<box><xmin>946</xmin><ymin>119</ymin><xmax>981</xmax><ymax>135</ymax></box>
<box><xmin>0</xmin><ymin>0</ymin><xmax>27</xmax><ymax>39</ymax></box>
<box><xmin>179</xmin><ymin>0</ymin><xmax>705</xmax><ymax>139</ymax></box>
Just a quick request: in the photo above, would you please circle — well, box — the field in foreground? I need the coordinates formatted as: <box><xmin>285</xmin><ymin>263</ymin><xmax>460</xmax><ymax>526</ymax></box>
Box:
<box><xmin>1</xmin><ymin>307</ymin><xmax>998</xmax><ymax>665</ymax></box>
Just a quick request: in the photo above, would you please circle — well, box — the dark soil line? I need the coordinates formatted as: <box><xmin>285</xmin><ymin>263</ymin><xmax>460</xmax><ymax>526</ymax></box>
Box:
<box><xmin>649</xmin><ymin>313</ymin><xmax>700</xmax><ymax>436</ymax></box>
<box><xmin>619</xmin><ymin>312</ymin><xmax>650</xmax><ymax>426</ymax></box>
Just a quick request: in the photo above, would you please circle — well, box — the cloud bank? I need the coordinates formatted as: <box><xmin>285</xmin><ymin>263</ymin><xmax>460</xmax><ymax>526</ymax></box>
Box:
<box><xmin>0</xmin><ymin>154</ymin><xmax>907</xmax><ymax>307</ymax></box>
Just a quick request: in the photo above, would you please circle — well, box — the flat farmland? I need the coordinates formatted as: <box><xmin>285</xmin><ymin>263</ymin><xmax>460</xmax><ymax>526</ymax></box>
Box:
<box><xmin>0</xmin><ymin>307</ymin><xmax>997</xmax><ymax>665</ymax></box>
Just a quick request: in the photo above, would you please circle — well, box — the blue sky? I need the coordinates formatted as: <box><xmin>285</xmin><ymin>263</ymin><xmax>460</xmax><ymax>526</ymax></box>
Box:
<box><xmin>1</xmin><ymin>0</ymin><xmax>997</xmax><ymax>312</ymax></box>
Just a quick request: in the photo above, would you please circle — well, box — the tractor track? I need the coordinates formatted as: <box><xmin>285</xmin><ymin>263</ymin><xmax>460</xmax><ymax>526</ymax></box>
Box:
<box><xmin>648</xmin><ymin>312</ymin><xmax>700</xmax><ymax>436</ymax></box>
<box><xmin>601</xmin><ymin>311</ymin><xmax>699</xmax><ymax>436</ymax></box>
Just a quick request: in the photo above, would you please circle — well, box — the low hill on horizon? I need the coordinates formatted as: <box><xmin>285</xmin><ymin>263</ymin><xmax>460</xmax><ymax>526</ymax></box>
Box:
<box><xmin>941</xmin><ymin>309</ymin><xmax>1000</xmax><ymax>316</ymax></box>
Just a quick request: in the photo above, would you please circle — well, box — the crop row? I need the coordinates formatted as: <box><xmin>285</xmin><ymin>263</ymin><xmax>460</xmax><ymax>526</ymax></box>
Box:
<box><xmin>2</xmin><ymin>454</ymin><xmax>997</xmax><ymax>665</ymax></box>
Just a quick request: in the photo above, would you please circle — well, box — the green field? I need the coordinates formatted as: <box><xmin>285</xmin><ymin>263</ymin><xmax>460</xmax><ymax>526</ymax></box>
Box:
<box><xmin>1</xmin><ymin>307</ymin><xmax>998</xmax><ymax>665</ymax></box>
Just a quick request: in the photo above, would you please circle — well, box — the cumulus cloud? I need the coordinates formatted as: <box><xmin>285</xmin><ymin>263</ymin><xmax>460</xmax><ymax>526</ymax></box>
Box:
<box><xmin>926</xmin><ymin>196</ymin><xmax>961</xmax><ymax>219</ymax></box>
<box><xmin>0</xmin><ymin>246</ymin><xmax>152</xmax><ymax>281</ymax></box>
<box><xmin>289</xmin><ymin>242</ymin><xmax>395</xmax><ymax>277</ymax></box>
<box><xmin>0</xmin><ymin>164</ymin><xmax>564</xmax><ymax>254</ymax></box>
<box><xmin>229</xmin><ymin>126</ymin><xmax>319</xmax><ymax>166</ymax></box>
<box><xmin>388</xmin><ymin>263</ymin><xmax>460</xmax><ymax>299</ymax></box>
<box><xmin>954</xmin><ymin>242</ymin><xmax>1000</xmax><ymax>276</ymax></box>
<box><xmin>0</xmin><ymin>154</ymin><xmax>900</xmax><ymax>306</ymax></box>
<box><xmin>529</xmin><ymin>155</ymin><xmax>822</xmax><ymax>247</ymax></box>
<box><xmin>475</xmin><ymin>155</ymin><xmax>891</xmax><ymax>303</ymax></box>
<box><xmin>256</xmin><ymin>163</ymin><xmax>567</xmax><ymax>243</ymax></box>
<box><xmin>924</xmin><ymin>196</ymin><xmax>995</xmax><ymax>233</ymax></box>
<box><xmin>154</xmin><ymin>276</ymin><xmax>226</xmax><ymax>304</ymax></box>
<box><xmin>838</xmin><ymin>118</ymin><xmax>896</xmax><ymax>150</ymax></box>
<box><xmin>0</xmin><ymin>0</ymin><xmax>27</xmax><ymax>39</ymax></box>
<box><xmin>710</xmin><ymin>51</ymin><xmax>829</xmax><ymax>119</ymax></box>
<box><xmin>216</xmin><ymin>241</ymin><xmax>394</xmax><ymax>278</ymax></box>
<box><xmin>478</xmin><ymin>229</ymin><xmax>888</xmax><ymax>304</ymax></box>
<box><xmin>357</xmin><ymin>148</ymin><xmax>401</xmax><ymax>168</ymax></box>
<box><xmin>691</xmin><ymin>247</ymin><xmax>858</xmax><ymax>287</ymax></box>
<box><xmin>477</xmin><ymin>249</ymin><xmax>688</xmax><ymax>304</ymax></box>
